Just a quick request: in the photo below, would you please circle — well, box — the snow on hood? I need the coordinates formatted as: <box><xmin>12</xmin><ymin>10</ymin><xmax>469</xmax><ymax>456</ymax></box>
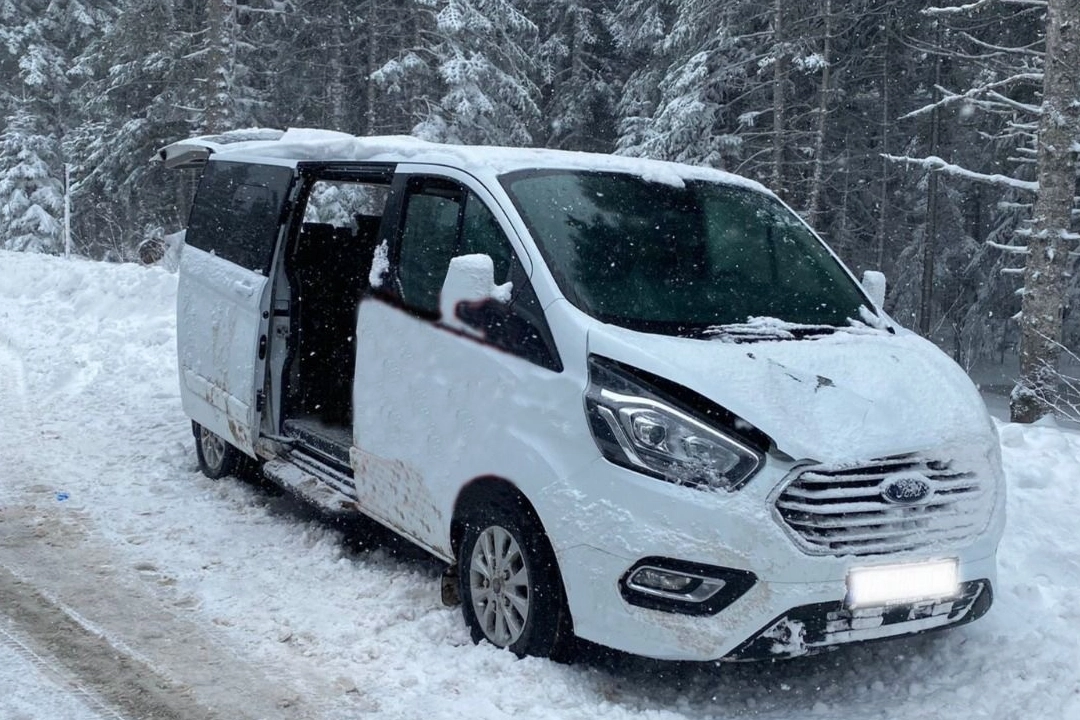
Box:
<box><xmin>587</xmin><ymin>323</ymin><xmax>995</xmax><ymax>464</ymax></box>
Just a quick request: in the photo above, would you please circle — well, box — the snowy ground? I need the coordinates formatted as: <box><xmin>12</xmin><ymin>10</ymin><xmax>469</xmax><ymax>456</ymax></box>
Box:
<box><xmin>0</xmin><ymin>249</ymin><xmax>1078</xmax><ymax>720</ymax></box>
<box><xmin>0</xmin><ymin>623</ymin><xmax>112</xmax><ymax>720</ymax></box>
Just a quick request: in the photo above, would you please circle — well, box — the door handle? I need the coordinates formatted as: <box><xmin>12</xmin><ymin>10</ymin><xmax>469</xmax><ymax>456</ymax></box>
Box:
<box><xmin>231</xmin><ymin>279</ymin><xmax>256</xmax><ymax>297</ymax></box>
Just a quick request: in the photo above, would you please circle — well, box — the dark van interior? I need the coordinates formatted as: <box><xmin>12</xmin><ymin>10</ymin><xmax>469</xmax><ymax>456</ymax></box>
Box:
<box><xmin>280</xmin><ymin>184</ymin><xmax>389</xmax><ymax>467</ymax></box>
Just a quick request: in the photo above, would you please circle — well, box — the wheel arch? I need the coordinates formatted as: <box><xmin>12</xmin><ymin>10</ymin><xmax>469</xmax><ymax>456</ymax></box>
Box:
<box><xmin>450</xmin><ymin>475</ymin><xmax>545</xmax><ymax>558</ymax></box>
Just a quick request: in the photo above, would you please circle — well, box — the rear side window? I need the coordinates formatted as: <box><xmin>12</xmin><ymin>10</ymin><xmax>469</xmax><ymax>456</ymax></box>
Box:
<box><xmin>185</xmin><ymin>161</ymin><xmax>294</xmax><ymax>273</ymax></box>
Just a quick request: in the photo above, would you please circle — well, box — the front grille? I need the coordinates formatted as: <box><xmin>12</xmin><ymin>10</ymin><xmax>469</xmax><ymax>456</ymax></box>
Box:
<box><xmin>727</xmin><ymin>580</ymin><xmax>991</xmax><ymax>660</ymax></box>
<box><xmin>774</xmin><ymin>454</ymin><xmax>989</xmax><ymax>556</ymax></box>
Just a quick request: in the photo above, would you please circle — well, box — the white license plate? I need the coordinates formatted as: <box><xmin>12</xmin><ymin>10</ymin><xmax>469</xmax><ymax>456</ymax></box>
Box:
<box><xmin>846</xmin><ymin>559</ymin><xmax>959</xmax><ymax>609</ymax></box>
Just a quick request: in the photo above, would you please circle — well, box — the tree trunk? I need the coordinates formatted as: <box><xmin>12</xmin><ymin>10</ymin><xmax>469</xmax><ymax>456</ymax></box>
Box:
<box><xmin>328</xmin><ymin>1</ymin><xmax>348</xmax><ymax>132</ymax></box>
<box><xmin>875</xmin><ymin>12</ymin><xmax>890</xmax><ymax>272</ymax></box>
<box><xmin>203</xmin><ymin>0</ymin><xmax>234</xmax><ymax>133</ymax></box>
<box><xmin>806</xmin><ymin>0</ymin><xmax>832</xmax><ymax>226</ymax></box>
<box><xmin>771</xmin><ymin>0</ymin><xmax>788</xmax><ymax>199</ymax></box>
<box><xmin>918</xmin><ymin>33</ymin><xmax>943</xmax><ymax>337</ymax></box>
<box><xmin>364</xmin><ymin>0</ymin><xmax>378</xmax><ymax>135</ymax></box>
<box><xmin>1010</xmin><ymin>0</ymin><xmax>1080</xmax><ymax>423</ymax></box>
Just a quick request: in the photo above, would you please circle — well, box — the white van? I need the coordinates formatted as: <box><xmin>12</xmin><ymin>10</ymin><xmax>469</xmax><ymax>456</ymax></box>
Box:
<box><xmin>158</xmin><ymin>128</ymin><xmax>1004</xmax><ymax>662</ymax></box>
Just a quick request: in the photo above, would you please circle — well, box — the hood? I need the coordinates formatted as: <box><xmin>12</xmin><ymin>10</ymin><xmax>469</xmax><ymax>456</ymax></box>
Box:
<box><xmin>586</xmin><ymin>324</ymin><xmax>995</xmax><ymax>464</ymax></box>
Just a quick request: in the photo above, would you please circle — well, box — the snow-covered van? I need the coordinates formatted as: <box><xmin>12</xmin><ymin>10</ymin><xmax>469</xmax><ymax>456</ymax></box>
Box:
<box><xmin>158</xmin><ymin>128</ymin><xmax>1004</xmax><ymax>661</ymax></box>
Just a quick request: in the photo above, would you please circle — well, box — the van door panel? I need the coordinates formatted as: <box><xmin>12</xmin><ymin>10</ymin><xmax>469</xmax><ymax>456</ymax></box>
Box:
<box><xmin>177</xmin><ymin>245</ymin><xmax>268</xmax><ymax>453</ymax></box>
<box><xmin>177</xmin><ymin>160</ymin><xmax>295</xmax><ymax>455</ymax></box>
<box><xmin>352</xmin><ymin>297</ymin><xmax>567</xmax><ymax>557</ymax></box>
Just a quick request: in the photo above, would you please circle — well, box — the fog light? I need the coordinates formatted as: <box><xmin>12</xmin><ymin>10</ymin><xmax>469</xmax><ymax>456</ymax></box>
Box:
<box><xmin>627</xmin><ymin>566</ymin><xmax>726</xmax><ymax>602</ymax></box>
<box><xmin>619</xmin><ymin>558</ymin><xmax>758</xmax><ymax>616</ymax></box>
<box><xmin>631</xmin><ymin>567</ymin><xmax>696</xmax><ymax>592</ymax></box>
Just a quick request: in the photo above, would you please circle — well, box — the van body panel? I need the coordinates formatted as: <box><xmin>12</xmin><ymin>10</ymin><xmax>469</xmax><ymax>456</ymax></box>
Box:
<box><xmin>350</xmin><ymin>297</ymin><xmax>588</xmax><ymax>558</ymax></box>
<box><xmin>549</xmin><ymin>442</ymin><xmax>1002</xmax><ymax>658</ymax></box>
<box><xmin>557</xmin><ymin>540</ymin><xmax>1000</xmax><ymax>661</ymax></box>
<box><xmin>176</xmin><ymin>244</ymin><xmax>269</xmax><ymax>454</ymax></box>
<box><xmin>177</xmin><ymin>158</ymin><xmax>296</xmax><ymax>455</ymax></box>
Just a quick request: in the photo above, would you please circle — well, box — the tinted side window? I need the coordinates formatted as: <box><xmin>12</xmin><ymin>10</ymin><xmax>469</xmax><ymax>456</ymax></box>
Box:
<box><xmin>393</xmin><ymin>176</ymin><xmax>561</xmax><ymax>370</ymax></box>
<box><xmin>460</xmin><ymin>194</ymin><xmax>511</xmax><ymax>284</ymax></box>
<box><xmin>186</xmin><ymin>161</ymin><xmax>294</xmax><ymax>273</ymax></box>
<box><xmin>397</xmin><ymin>181</ymin><xmax>463</xmax><ymax>315</ymax></box>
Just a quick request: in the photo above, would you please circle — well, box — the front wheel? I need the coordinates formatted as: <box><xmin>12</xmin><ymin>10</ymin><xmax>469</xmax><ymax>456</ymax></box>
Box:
<box><xmin>458</xmin><ymin>504</ymin><xmax>571</xmax><ymax>659</ymax></box>
<box><xmin>193</xmin><ymin>422</ymin><xmax>243</xmax><ymax>479</ymax></box>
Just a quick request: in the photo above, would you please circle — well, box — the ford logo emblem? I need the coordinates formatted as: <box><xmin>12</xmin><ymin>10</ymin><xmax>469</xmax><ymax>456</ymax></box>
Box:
<box><xmin>880</xmin><ymin>473</ymin><xmax>933</xmax><ymax>504</ymax></box>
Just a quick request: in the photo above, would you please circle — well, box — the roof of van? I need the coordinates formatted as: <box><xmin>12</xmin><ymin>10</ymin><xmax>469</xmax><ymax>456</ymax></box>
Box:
<box><xmin>155</xmin><ymin>127</ymin><xmax>770</xmax><ymax>194</ymax></box>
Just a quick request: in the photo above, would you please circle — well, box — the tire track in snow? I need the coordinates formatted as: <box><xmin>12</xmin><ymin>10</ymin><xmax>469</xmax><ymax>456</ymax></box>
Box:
<box><xmin>0</xmin><ymin>565</ymin><xmax>199</xmax><ymax>720</ymax></box>
<box><xmin>0</xmin><ymin>517</ymin><xmax>328</xmax><ymax>720</ymax></box>
<box><xmin>0</xmin><ymin>617</ymin><xmax>124</xmax><ymax>720</ymax></box>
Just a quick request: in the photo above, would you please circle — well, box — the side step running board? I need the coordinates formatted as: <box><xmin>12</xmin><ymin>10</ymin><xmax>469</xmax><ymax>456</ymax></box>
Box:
<box><xmin>262</xmin><ymin>451</ymin><xmax>358</xmax><ymax>515</ymax></box>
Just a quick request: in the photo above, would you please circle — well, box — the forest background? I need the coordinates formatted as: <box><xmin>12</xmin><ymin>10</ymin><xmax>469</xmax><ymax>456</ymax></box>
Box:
<box><xmin>1</xmin><ymin>0</ymin><xmax>1077</xmax><ymax>420</ymax></box>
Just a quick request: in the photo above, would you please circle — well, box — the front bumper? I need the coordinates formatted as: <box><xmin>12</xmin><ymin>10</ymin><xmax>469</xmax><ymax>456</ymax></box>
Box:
<box><xmin>556</xmin><ymin>542</ymin><xmax>998</xmax><ymax>661</ymax></box>
<box><xmin>546</xmin><ymin>455</ymin><xmax>1005</xmax><ymax>662</ymax></box>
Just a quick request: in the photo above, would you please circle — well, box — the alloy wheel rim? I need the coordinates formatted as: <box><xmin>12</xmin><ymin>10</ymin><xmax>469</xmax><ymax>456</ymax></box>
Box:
<box><xmin>200</xmin><ymin>428</ymin><xmax>225</xmax><ymax>471</ymax></box>
<box><xmin>469</xmin><ymin>525</ymin><xmax>530</xmax><ymax>647</ymax></box>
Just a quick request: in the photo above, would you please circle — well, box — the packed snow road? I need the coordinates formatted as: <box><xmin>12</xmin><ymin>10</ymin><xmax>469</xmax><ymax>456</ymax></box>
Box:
<box><xmin>0</xmin><ymin>249</ymin><xmax>1077</xmax><ymax>720</ymax></box>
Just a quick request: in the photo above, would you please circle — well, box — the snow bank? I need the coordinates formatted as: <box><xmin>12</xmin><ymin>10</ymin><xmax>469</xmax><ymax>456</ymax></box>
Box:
<box><xmin>0</xmin><ymin>248</ymin><xmax>1077</xmax><ymax>720</ymax></box>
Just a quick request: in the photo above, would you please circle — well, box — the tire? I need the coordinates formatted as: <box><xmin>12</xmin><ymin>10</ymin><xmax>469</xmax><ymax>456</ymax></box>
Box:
<box><xmin>193</xmin><ymin>422</ymin><xmax>243</xmax><ymax>479</ymax></box>
<box><xmin>458</xmin><ymin>501</ymin><xmax>572</xmax><ymax>659</ymax></box>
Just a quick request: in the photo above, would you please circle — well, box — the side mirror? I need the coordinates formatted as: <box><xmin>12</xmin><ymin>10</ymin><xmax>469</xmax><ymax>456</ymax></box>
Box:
<box><xmin>861</xmin><ymin>270</ymin><xmax>887</xmax><ymax>309</ymax></box>
<box><xmin>439</xmin><ymin>254</ymin><xmax>513</xmax><ymax>335</ymax></box>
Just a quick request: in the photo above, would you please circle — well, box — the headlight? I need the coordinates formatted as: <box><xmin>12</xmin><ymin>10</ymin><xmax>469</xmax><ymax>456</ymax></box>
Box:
<box><xmin>585</xmin><ymin>356</ymin><xmax>764</xmax><ymax>491</ymax></box>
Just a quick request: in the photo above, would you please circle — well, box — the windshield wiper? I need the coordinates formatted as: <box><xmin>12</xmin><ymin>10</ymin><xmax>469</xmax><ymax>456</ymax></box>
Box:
<box><xmin>702</xmin><ymin>319</ymin><xmax>840</xmax><ymax>343</ymax></box>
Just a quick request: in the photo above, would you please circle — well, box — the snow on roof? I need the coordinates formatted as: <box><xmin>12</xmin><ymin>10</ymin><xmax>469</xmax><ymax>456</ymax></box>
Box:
<box><xmin>161</xmin><ymin>127</ymin><xmax>771</xmax><ymax>193</ymax></box>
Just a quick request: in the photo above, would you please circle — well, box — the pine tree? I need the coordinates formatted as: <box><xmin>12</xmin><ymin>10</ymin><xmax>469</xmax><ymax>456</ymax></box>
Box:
<box><xmin>0</xmin><ymin>0</ymin><xmax>109</xmax><ymax>254</ymax></box>
<box><xmin>887</xmin><ymin>0</ymin><xmax>1079</xmax><ymax>421</ymax></box>
<box><xmin>69</xmin><ymin>0</ymin><xmax>200</xmax><ymax>259</ymax></box>
<box><xmin>410</xmin><ymin>0</ymin><xmax>542</xmax><ymax>145</ymax></box>
<box><xmin>68</xmin><ymin>0</ymin><xmax>281</xmax><ymax>258</ymax></box>
<box><xmin>611</xmin><ymin>0</ymin><xmax>750</xmax><ymax>167</ymax></box>
<box><xmin>0</xmin><ymin>110</ymin><xmax>65</xmax><ymax>253</ymax></box>
<box><xmin>1012</xmin><ymin>0</ymin><xmax>1080</xmax><ymax>422</ymax></box>
<box><xmin>527</xmin><ymin>0</ymin><xmax>619</xmax><ymax>151</ymax></box>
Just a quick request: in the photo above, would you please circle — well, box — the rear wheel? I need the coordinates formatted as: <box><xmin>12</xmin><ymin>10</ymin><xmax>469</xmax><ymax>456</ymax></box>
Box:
<box><xmin>193</xmin><ymin>422</ymin><xmax>243</xmax><ymax>479</ymax></box>
<box><xmin>458</xmin><ymin>502</ymin><xmax>571</xmax><ymax>659</ymax></box>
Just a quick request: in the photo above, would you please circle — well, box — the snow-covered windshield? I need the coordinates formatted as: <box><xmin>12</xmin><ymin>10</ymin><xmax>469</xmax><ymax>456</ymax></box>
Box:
<box><xmin>502</xmin><ymin>170</ymin><xmax>869</xmax><ymax>337</ymax></box>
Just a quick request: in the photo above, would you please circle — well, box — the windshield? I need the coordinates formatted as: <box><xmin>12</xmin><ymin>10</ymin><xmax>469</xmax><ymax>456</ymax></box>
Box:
<box><xmin>501</xmin><ymin>170</ymin><xmax>869</xmax><ymax>337</ymax></box>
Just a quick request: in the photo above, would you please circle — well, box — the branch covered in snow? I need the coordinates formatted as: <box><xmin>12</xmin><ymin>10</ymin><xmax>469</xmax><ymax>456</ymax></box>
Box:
<box><xmin>900</xmin><ymin>74</ymin><xmax>1043</xmax><ymax>120</ymax></box>
<box><xmin>987</xmin><ymin>240</ymin><xmax>1030</xmax><ymax>254</ymax></box>
<box><xmin>883</xmin><ymin>154</ymin><xmax>1040</xmax><ymax>192</ymax></box>
<box><xmin>986</xmin><ymin>90</ymin><xmax>1041</xmax><ymax>115</ymax></box>
<box><xmin>924</xmin><ymin>0</ymin><xmax>1046</xmax><ymax>14</ymax></box>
